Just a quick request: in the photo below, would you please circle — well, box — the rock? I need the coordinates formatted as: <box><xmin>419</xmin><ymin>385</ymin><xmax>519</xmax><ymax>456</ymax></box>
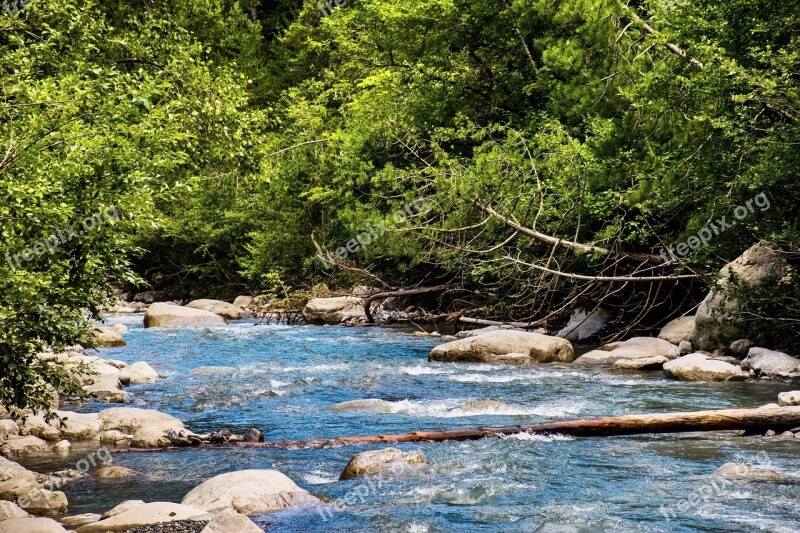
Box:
<box><xmin>51</xmin><ymin>440</ymin><xmax>71</xmax><ymax>453</ymax></box>
<box><xmin>200</xmin><ymin>509</ymin><xmax>262</xmax><ymax>533</ymax></box>
<box><xmin>91</xmin><ymin>466</ymin><xmax>141</xmax><ymax>479</ymax></box>
<box><xmin>765</xmin><ymin>429</ymin><xmax>777</xmax><ymax>436</ymax></box>
<box><xmin>0</xmin><ymin>420</ymin><xmax>19</xmax><ymax>441</ymax></box>
<box><xmin>118</xmin><ymin>362</ymin><xmax>160</xmax><ymax>385</ymax></box>
<box><xmin>232</xmin><ymin>295</ymin><xmax>254</xmax><ymax>309</ymax></box>
<box><xmin>429</xmin><ymin>331</ymin><xmax>574</xmax><ymax>364</ymax></box>
<box><xmin>181</xmin><ymin>470</ymin><xmax>321</xmax><ymax>515</ymax></box>
<box><xmin>76</xmin><ymin>502</ymin><xmax>210</xmax><ymax>532</ymax></box>
<box><xmin>741</xmin><ymin>347</ymin><xmax>800</xmax><ymax>379</ymax></box>
<box><xmin>455</xmin><ymin>326</ymin><xmax>502</xmax><ymax>339</ymax></box>
<box><xmin>780</xmin><ymin>430</ymin><xmax>794</xmax><ymax>437</ymax></box>
<box><xmin>678</xmin><ymin>341</ymin><xmax>694</xmax><ymax>355</ymax></box>
<box><xmin>209</xmin><ymin>429</ymin><xmax>232</xmax><ymax>444</ymax></box>
<box><xmin>133</xmin><ymin>291</ymin><xmax>168</xmax><ymax>304</ymax></box>
<box><xmin>186</xmin><ymin>299</ymin><xmax>244</xmax><ymax>320</ymax></box>
<box><xmin>106</xmin><ymin>359</ymin><xmax>128</xmax><ymax>369</ymax></box>
<box><xmin>760</xmin><ymin>403</ymin><xmax>780</xmax><ymax>409</ymax></box>
<box><xmin>339</xmin><ymin>448</ymin><xmax>426</xmax><ymax>480</ymax></box>
<box><xmin>658</xmin><ymin>317</ymin><xmax>695</xmax><ymax>345</ymax></box>
<box><xmin>18</xmin><ymin>415</ymin><xmax>61</xmax><ymax>441</ymax></box>
<box><xmin>0</xmin><ymin>500</ymin><xmax>30</xmax><ymax>520</ymax></box>
<box><xmin>303</xmin><ymin>297</ymin><xmax>366</xmax><ymax>325</ymax></box>
<box><xmin>98</xmin><ymin>430</ymin><xmax>131</xmax><ymax>444</ymax></box>
<box><xmin>777</xmin><ymin>391</ymin><xmax>800</xmax><ymax>406</ymax></box>
<box><xmin>1</xmin><ymin>435</ymin><xmax>50</xmax><ymax>457</ymax></box>
<box><xmin>692</xmin><ymin>243</ymin><xmax>786</xmax><ymax>350</ymax></box>
<box><xmin>82</xmin><ymin>376</ymin><xmax>130</xmax><ymax>403</ymax></box>
<box><xmin>112</xmin><ymin>324</ymin><xmax>129</xmax><ymax>334</ymax></box>
<box><xmin>730</xmin><ymin>339</ymin><xmax>753</xmax><ymax>358</ymax></box>
<box><xmin>663</xmin><ymin>353</ymin><xmax>749</xmax><ymax>382</ymax></box>
<box><xmin>144</xmin><ymin>303</ymin><xmax>227</xmax><ymax>328</ymax></box>
<box><xmin>131</xmin><ymin>420</ymin><xmax>185</xmax><ymax>448</ymax></box>
<box><xmin>0</xmin><ymin>517</ymin><xmax>67</xmax><ymax>533</ymax></box>
<box><xmin>612</xmin><ymin>356</ymin><xmax>668</xmax><ymax>371</ymax></box>
<box><xmin>414</xmin><ymin>331</ymin><xmax>429</xmax><ymax>337</ymax></box>
<box><xmin>61</xmin><ymin>514</ymin><xmax>102</xmax><ymax>528</ymax></box>
<box><xmin>573</xmin><ymin>337</ymin><xmax>680</xmax><ymax>366</ymax></box>
<box><xmin>92</xmin><ymin>326</ymin><xmax>126</xmax><ymax>348</ymax></box>
<box><xmin>98</xmin><ymin>408</ymin><xmax>184</xmax><ymax>434</ymax></box>
<box><xmin>715</xmin><ymin>462</ymin><xmax>782</xmax><ymax>481</ymax></box>
<box><xmin>556</xmin><ymin>308</ymin><xmax>609</xmax><ymax>342</ymax></box>
<box><xmin>242</xmin><ymin>428</ymin><xmax>263</xmax><ymax>443</ymax></box>
<box><xmin>101</xmin><ymin>500</ymin><xmax>145</xmax><ymax>519</ymax></box>
<box><xmin>17</xmin><ymin>488</ymin><xmax>68</xmax><ymax>516</ymax></box>
<box><xmin>55</xmin><ymin>411</ymin><xmax>100</xmax><ymax>441</ymax></box>
<box><xmin>0</xmin><ymin>455</ymin><xmax>40</xmax><ymax>500</ymax></box>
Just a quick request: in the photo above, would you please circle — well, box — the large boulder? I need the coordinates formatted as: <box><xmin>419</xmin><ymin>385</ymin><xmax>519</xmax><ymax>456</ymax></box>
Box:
<box><xmin>0</xmin><ymin>517</ymin><xmax>67</xmax><ymax>533</ymax></box>
<box><xmin>200</xmin><ymin>509</ymin><xmax>262</xmax><ymax>533</ymax></box>
<box><xmin>0</xmin><ymin>500</ymin><xmax>30</xmax><ymax>520</ymax></box>
<box><xmin>339</xmin><ymin>448</ymin><xmax>426</xmax><ymax>480</ymax></box>
<box><xmin>691</xmin><ymin>243</ymin><xmax>786</xmax><ymax>351</ymax></box>
<box><xmin>17</xmin><ymin>488</ymin><xmax>68</xmax><ymax>516</ymax></box>
<box><xmin>0</xmin><ymin>435</ymin><xmax>49</xmax><ymax>458</ymax></box>
<box><xmin>186</xmin><ymin>299</ymin><xmax>244</xmax><ymax>320</ymax></box>
<box><xmin>54</xmin><ymin>411</ymin><xmax>100</xmax><ymax>441</ymax></box>
<box><xmin>91</xmin><ymin>326</ymin><xmax>126</xmax><ymax>348</ymax></box>
<box><xmin>75</xmin><ymin>502</ymin><xmax>210</xmax><ymax>533</ymax></box>
<box><xmin>662</xmin><ymin>353</ymin><xmax>749</xmax><ymax>382</ymax></box>
<box><xmin>181</xmin><ymin>470</ymin><xmax>321</xmax><ymax>516</ymax></box>
<box><xmin>303</xmin><ymin>297</ymin><xmax>366</xmax><ymax>324</ymax></box>
<box><xmin>232</xmin><ymin>295</ymin><xmax>254</xmax><ymax>309</ymax></box>
<box><xmin>573</xmin><ymin>337</ymin><xmax>680</xmax><ymax>366</ymax></box>
<box><xmin>555</xmin><ymin>308</ymin><xmax>609</xmax><ymax>342</ymax></box>
<box><xmin>98</xmin><ymin>408</ymin><xmax>184</xmax><ymax>447</ymax></box>
<box><xmin>658</xmin><ymin>317</ymin><xmax>695</xmax><ymax>346</ymax></box>
<box><xmin>0</xmin><ymin>455</ymin><xmax>39</xmax><ymax>500</ymax></box>
<box><xmin>144</xmin><ymin>303</ymin><xmax>227</xmax><ymax>328</ymax></box>
<box><xmin>741</xmin><ymin>347</ymin><xmax>800</xmax><ymax>379</ymax></box>
<box><xmin>429</xmin><ymin>331</ymin><xmax>574</xmax><ymax>364</ymax></box>
<box><xmin>81</xmin><ymin>376</ymin><xmax>129</xmax><ymax>403</ymax></box>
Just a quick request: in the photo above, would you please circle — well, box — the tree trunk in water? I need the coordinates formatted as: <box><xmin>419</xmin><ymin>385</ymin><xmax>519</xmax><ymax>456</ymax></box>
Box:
<box><xmin>224</xmin><ymin>406</ymin><xmax>800</xmax><ymax>450</ymax></box>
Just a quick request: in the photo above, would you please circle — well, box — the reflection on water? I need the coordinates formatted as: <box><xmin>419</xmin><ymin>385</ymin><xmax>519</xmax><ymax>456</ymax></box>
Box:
<box><xmin>17</xmin><ymin>317</ymin><xmax>800</xmax><ymax>532</ymax></box>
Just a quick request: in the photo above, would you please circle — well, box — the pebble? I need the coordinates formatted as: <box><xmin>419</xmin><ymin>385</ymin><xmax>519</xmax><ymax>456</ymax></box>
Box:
<box><xmin>122</xmin><ymin>519</ymin><xmax>209</xmax><ymax>533</ymax></box>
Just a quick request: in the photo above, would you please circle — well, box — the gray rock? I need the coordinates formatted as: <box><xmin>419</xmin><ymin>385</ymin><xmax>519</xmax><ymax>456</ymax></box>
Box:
<box><xmin>574</xmin><ymin>337</ymin><xmax>680</xmax><ymax>366</ymax></box>
<box><xmin>662</xmin><ymin>353</ymin><xmax>748</xmax><ymax>382</ymax></box>
<box><xmin>678</xmin><ymin>340</ymin><xmax>694</xmax><ymax>355</ymax></box>
<box><xmin>658</xmin><ymin>317</ymin><xmax>695</xmax><ymax>345</ymax></box>
<box><xmin>730</xmin><ymin>339</ymin><xmax>753</xmax><ymax>358</ymax></box>
<box><xmin>144</xmin><ymin>303</ymin><xmax>227</xmax><ymax>329</ymax></box>
<box><xmin>715</xmin><ymin>462</ymin><xmax>782</xmax><ymax>481</ymax></box>
<box><xmin>741</xmin><ymin>347</ymin><xmax>800</xmax><ymax>379</ymax></box>
<box><xmin>242</xmin><ymin>428</ymin><xmax>263</xmax><ymax>443</ymax></box>
<box><xmin>691</xmin><ymin>243</ymin><xmax>786</xmax><ymax>350</ymax></box>
<box><xmin>200</xmin><ymin>509</ymin><xmax>262</xmax><ymax>533</ymax></box>
<box><xmin>556</xmin><ymin>308</ymin><xmax>609</xmax><ymax>342</ymax></box>
<box><xmin>777</xmin><ymin>391</ymin><xmax>800</xmax><ymax>406</ymax></box>
<box><xmin>0</xmin><ymin>518</ymin><xmax>67</xmax><ymax>533</ymax></box>
<box><xmin>302</xmin><ymin>297</ymin><xmax>366</xmax><ymax>325</ymax></box>
<box><xmin>339</xmin><ymin>448</ymin><xmax>426</xmax><ymax>480</ymax></box>
<box><xmin>429</xmin><ymin>331</ymin><xmax>574</xmax><ymax>364</ymax></box>
<box><xmin>186</xmin><ymin>300</ymin><xmax>243</xmax><ymax>320</ymax></box>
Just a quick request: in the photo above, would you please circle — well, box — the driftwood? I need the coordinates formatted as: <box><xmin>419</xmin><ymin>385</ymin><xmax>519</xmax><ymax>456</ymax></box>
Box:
<box><xmin>113</xmin><ymin>406</ymin><xmax>800</xmax><ymax>454</ymax></box>
<box><xmin>364</xmin><ymin>284</ymin><xmax>453</xmax><ymax>322</ymax></box>
<box><xmin>457</xmin><ymin>316</ymin><xmax>540</xmax><ymax>330</ymax></box>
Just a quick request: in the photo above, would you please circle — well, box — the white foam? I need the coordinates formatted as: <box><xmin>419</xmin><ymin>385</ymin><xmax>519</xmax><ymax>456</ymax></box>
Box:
<box><xmin>502</xmin><ymin>432</ymin><xmax>574</xmax><ymax>442</ymax></box>
<box><xmin>330</xmin><ymin>398</ymin><xmax>586</xmax><ymax>418</ymax></box>
<box><xmin>402</xmin><ymin>365</ymin><xmax>454</xmax><ymax>376</ymax></box>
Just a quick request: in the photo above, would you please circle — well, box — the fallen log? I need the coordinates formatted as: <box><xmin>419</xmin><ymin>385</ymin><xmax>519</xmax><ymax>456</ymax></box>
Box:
<box><xmin>226</xmin><ymin>406</ymin><xmax>800</xmax><ymax>449</ymax></box>
<box><xmin>458</xmin><ymin>316</ymin><xmax>541</xmax><ymax>330</ymax></box>
<box><xmin>109</xmin><ymin>406</ymin><xmax>800</xmax><ymax>453</ymax></box>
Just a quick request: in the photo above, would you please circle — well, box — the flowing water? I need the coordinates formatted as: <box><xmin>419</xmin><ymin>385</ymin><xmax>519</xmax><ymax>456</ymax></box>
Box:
<box><xmin>20</xmin><ymin>316</ymin><xmax>800</xmax><ymax>532</ymax></box>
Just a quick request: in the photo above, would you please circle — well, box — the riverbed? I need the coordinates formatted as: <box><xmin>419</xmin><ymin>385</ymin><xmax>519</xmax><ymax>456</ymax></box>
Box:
<box><xmin>21</xmin><ymin>316</ymin><xmax>800</xmax><ymax>532</ymax></box>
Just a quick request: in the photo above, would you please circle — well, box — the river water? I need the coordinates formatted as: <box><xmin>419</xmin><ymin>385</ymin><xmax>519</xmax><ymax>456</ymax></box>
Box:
<box><xmin>21</xmin><ymin>315</ymin><xmax>800</xmax><ymax>532</ymax></box>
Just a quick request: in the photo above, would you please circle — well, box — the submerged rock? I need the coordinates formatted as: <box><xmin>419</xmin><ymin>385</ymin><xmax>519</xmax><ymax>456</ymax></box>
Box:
<box><xmin>662</xmin><ymin>353</ymin><xmax>748</xmax><ymax>382</ymax></box>
<box><xmin>741</xmin><ymin>347</ymin><xmax>800</xmax><ymax>379</ymax></box>
<box><xmin>573</xmin><ymin>337</ymin><xmax>680</xmax><ymax>366</ymax></box>
<box><xmin>339</xmin><ymin>448</ymin><xmax>426</xmax><ymax>480</ymax></box>
<box><xmin>144</xmin><ymin>303</ymin><xmax>227</xmax><ymax>328</ymax></box>
<box><xmin>181</xmin><ymin>470</ymin><xmax>321</xmax><ymax>515</ymax></box>
<box><xmin>715</xmin><ymin>462</ymin><xmax>782</xmax><ymax>481</ymax></box>
<box><xmin>303</xmin><ymin>297</ymin><xmax>366</xmax><ymax>325</ymax></box>
<box><xmin>186</xmin><ymin>299</ymin><xmax>244</xmax><ymax>320</ymax></box>
<box><xmin>429</xmin><ymin>331</ymin><xmax>574</xmax><ymax>364</ymax></box>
